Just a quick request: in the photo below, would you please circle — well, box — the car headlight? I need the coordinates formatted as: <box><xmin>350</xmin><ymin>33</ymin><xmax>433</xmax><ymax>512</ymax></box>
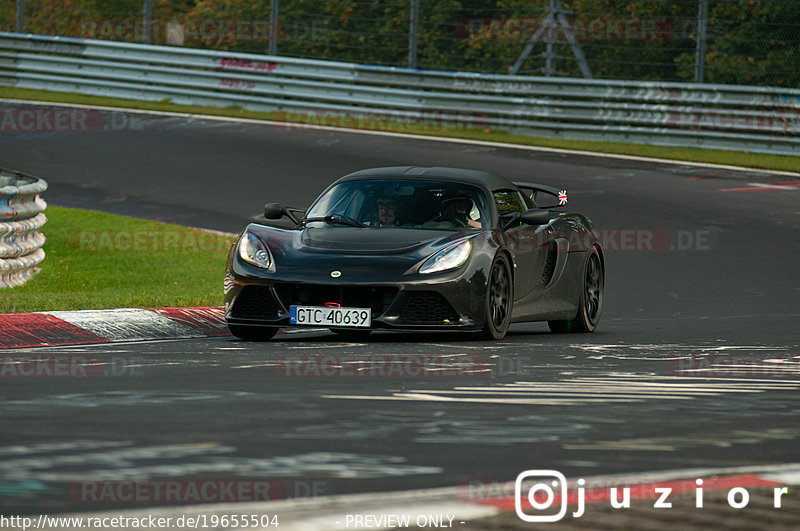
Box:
<box><xmin>419</xmin><ymin>240</ymin><xmax>472</xmax><ymax>274</ymax></box>
<box><xmin>238</xmin><ymin>232</ymin><xmax>273</xmax><ymax>270</ymax></box>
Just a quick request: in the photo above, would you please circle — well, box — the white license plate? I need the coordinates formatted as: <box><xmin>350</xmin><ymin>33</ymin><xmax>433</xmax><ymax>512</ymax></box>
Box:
<box><xmin>290</xmin><ymin>305</ymin><xmax>371</xmax><ymax>328</ymax></box>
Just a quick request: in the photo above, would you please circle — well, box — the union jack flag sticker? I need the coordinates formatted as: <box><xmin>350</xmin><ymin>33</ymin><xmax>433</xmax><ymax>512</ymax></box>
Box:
<box><xmin>558</xmin><ymin>190</ymin><xmax>568</xmax><ymax>205</ymax></box>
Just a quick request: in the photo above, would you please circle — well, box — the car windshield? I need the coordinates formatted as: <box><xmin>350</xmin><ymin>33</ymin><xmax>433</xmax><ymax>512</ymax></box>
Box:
<box><xmin>305</xmin><ymin>179</ymin><xmax>490</xmax><ymax>230</ymax></box>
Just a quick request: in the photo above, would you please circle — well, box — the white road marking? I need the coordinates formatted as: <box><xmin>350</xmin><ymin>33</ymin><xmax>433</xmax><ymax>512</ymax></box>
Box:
<box><xmin>324</xmin><ymin>376</ymin><xmax>800</xmax><ymax>406</ymax></box>
<box><xmin>762</xmin><ymin>471</ymin><xmax>800</xmax><ymax>485</ymax></box>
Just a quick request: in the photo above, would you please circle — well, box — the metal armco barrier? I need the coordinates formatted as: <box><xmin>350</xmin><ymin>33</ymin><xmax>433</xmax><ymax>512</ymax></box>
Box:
<box><xmin>1</xmin><ymin>32</ymin><xmax>799</xmax><ymax>155</ymax></box>
<box><xmin>0</xmin><ymin>168</ymin><xmax>47</xmax><ymax>288</ymax></box>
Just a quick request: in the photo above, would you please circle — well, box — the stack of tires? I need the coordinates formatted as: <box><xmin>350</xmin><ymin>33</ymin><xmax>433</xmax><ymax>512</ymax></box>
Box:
<box><xmin>0</xmin><ymin>169</ymin><xmax>47</xmax><ymax>288</ymax></box>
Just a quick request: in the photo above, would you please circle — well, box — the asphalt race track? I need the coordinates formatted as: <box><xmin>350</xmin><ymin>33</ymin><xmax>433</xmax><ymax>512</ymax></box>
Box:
<box><xmin>1</xmin><ymin>103</ymin><xmax>799</xmax><ymax>517</ymax></box>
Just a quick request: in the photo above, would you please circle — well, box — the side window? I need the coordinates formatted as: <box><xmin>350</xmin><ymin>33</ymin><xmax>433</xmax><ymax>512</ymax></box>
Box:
<box><xmin>493</xmin><ymin>190</ymin><xmax>527</xmax><ymax>215</ymax></box>
<box><xmin>517</xmin><ymin>188</ymin><xmax>537</xmax><ymax>208</ymax></box>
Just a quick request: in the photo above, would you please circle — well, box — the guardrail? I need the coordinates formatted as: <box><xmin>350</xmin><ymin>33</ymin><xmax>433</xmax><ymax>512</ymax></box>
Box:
<box><xmin>1</xmin><ymin>32</ymin><xmax>799</xmax><ymax>155</ymax></box>
<box><xmin>0</xmin><ymin>168</ymin><xmax>47</xmax><ymax>289</ymax></box>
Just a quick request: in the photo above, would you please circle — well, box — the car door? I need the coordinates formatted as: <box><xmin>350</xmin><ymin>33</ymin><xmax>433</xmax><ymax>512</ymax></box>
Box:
<box><xmin>493</xmin><ymin>189</ymin><xmax>549</xmax><ymax>302</ymax></box>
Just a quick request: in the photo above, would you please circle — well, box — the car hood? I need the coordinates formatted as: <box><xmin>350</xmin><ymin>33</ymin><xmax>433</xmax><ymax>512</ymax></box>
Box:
<box><xmin>302</xmin><ymin>226</ymin><xmax>461</xmax><ymax>253</ymax></box>
<box><xmin>243</xmin><ymin>224</ymin><xmax>479</xmax><ymax>280</ymax></box>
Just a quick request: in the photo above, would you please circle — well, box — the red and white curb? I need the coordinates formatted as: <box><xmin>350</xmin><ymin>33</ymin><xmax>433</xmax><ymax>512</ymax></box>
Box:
<box><xmin>0</xmin><ymin>307</ymin><xmax>230</xmax><ymax>349</ymax></box>
<box><xmin>721</xmin><ymin>180</ymin><xmax>800</xmax><ymax>193</ymax></box>
<box><xmin>46</xmin><ymin>463</ymin><xmax>800</xmax><ymax>530</ymax></box>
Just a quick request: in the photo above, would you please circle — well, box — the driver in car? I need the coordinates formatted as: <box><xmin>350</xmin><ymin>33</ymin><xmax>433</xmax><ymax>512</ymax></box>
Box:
<box><xmin>372</xmin><ymin>196</ymin><xmax>401</xmax><ymax>227</ymax></box>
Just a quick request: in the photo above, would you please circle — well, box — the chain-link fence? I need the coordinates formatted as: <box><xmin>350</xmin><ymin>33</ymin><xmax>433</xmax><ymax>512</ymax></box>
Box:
<box><xmin>2</xmin><ymin>0</ymin><xmax>798</xmax><ymax>88</ymax></box>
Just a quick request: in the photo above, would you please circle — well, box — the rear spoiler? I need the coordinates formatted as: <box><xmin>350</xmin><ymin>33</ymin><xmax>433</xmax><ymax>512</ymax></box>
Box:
<box><xmin>513</xmin><ymin>181</ymin><xmax>568</xmax><ymax>207</ymax></box>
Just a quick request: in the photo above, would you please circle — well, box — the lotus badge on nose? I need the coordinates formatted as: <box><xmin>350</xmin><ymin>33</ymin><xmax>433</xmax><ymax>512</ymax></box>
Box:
<box><xmin>330</xmin><ymin>270</ymin><xmax>342</xmax><ymax>278</ymax></box>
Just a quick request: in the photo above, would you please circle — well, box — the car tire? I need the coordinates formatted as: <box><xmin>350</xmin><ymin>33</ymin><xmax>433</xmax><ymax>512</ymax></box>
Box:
<box><xmin>330</xmin><ymin>328</ymin><xmax>372</xmax><ymax>341</ymax></box>
<box><xmin>548</xmin><ymin>247</ymin><xmax>603</xmax><ymax>333</ymax></box>
<box><xmin>228</xmin><ymin>325</ymin><xmax>279</xmax><ymax>341</ymax></box>
<box><xmin>481</xmin><ymin>253</ymin><xmax>513</xmax><ymax>340</ymax></box>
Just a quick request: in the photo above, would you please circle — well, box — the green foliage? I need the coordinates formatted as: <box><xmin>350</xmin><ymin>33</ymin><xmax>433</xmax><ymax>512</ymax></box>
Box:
<box><xmin>685</xmin><ymin>0</ymin><xmax>800</xmax><ymax>86</ymax></box>
<box><xmin>0</xmin><ymin>206</ymin><xmax>235</xmax><ymax>313</ymax></box>
<box><xmin>0</xmin><ymin>1</ymin><xmax>14</xmax><ymax>30</ymax></box>
<box><xmin>2</xmin><ymin>1</ymin><xmax>798</xmax><ymax>86</ymax></box>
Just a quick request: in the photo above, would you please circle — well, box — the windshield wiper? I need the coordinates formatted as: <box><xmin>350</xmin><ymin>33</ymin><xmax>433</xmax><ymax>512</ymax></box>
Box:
<box><xmin>301</xmin><ymin>214</ymin><xmax>366</xmax><ymax>228</ymax></box>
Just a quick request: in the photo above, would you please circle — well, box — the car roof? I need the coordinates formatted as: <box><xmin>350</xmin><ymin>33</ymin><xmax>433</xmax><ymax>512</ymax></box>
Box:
<box><xmin>336</xmin><ymin>166</ymin><xmax>516</xmax><ymax>190</ymax></box>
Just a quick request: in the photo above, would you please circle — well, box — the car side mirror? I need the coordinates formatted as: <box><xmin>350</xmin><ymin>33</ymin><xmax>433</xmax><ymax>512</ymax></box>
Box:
<box><xmin>520</xmin><ymin>209</ymin><xmax>551</xmax><ymax>226</ymax></box>
<box><xmin>264</xmin><ymin>203</ymin><xmax>285</xmax><ymax>219</ymax></box>
<box><xmin>264</xmin><ymin>203</ymin><xmax>304</xmax><ymax>224</ymax></box>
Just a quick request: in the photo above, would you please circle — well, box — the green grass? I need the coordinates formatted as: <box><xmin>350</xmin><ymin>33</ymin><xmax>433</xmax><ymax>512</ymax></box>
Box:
<box><xmin>2</xmin><ymin>87</ymin><xmax>798</xmax><ymax>173</ymax></box>
<box><xmin>0</xmin><ymin>206</ymin><xmax>236</xmax><ymax>313</ymax></box>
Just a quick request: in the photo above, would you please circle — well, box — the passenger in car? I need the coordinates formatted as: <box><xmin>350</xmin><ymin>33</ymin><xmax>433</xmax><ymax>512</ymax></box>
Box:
<box><xmin>442</xmin><ymin>197</ymin><xmax>482</xmax><ymax>228</ymax></box>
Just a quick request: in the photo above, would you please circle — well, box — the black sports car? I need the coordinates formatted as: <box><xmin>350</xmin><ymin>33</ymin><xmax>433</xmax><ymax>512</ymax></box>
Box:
<box><xmin>224</xmin><ymin>166</ymin><xmax>604</xmax><ymax>340</ymax></box>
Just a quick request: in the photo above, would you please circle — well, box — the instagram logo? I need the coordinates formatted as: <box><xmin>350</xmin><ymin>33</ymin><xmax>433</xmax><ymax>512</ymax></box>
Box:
<box><xmin>515</xmin><ymin>470</ymin><xmax>568</xmax><ymax>522</ymax></box>
<box><xmin>511</xmin><ymin>470</ymin><xmax>789</xmax><ymax>522</ymax></box>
